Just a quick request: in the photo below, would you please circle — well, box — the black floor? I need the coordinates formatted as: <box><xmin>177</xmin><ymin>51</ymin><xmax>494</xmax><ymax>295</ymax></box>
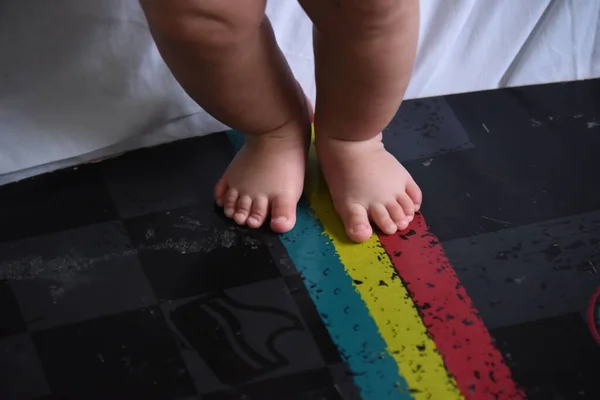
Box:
<box><xmin>1</xmin><ymin>79</ymin><xmax>600</xmax><ymax>399</ymax></box>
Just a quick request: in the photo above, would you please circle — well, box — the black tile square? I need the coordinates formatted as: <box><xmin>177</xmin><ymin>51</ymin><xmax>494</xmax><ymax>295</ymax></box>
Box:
<box><xmin>496</xmin><ymin>78</ymin><xmax>600</xmax><ymax>127</ymax></box>
<box><xmin>328</xmin><ymin>364</ymin><xmax>361</xmax><ymax>400</ymax></box>
<box><xmin>410</xmin><ymin>81</ymin><xmax>600</xmax><ymax>241</ymax></box>
<box><xmin>203</xmin><ymin>368</ymin><xmax>342</xmax><ymax>400</ymax></box>
<box><xmin>284</xmin><ymin>274</ymin><xmax>341</xmax><ymax>365</ymax></box>
<box><xmin>0</xmin><ymin>333</ymin><xmax>50</xmax><ymax>400</ymax></box>
<box><xmin>162</xmin><ymin>278</ymin><xmax>326</xmax><ymax>395</ymax></box>
<box><xmin>0</xmin><ymin>281</ymin><xmax>25</xmax><ymax>337</ymax></box>
<box><xmin>32</xmin><ymin>306</ymin><xmax>197</xmax><ymax>399</ymax></box>
<box><xmin>103</xmin><ymin>133</ymin><xmax>234</xmax><ymax>218</ymax></box>
<box><xmin>124</xmin><ymin>207</ymin><xmax>281</xmax><ymax>302</ymax></box>
<box><xmin>0</xmin><ymin>165</ymin><xmax>118</xmax><ymax>243</ymax></box>
<box><xmin>442</xmin><ymin>210</ymin><xmax>600</xmax><ymax>330</ymax></box>
<box><xmin>384</xmin><ymin>97</ymin><xmax>472</xmax><ymax>162</ymax></box>
<box><xmin>491</xmin><ymin>313</ymin><xmax>600</xmax><ymax>400</ymax></box>
<box><xmin>0</xmin><ymin>222</ymin><xmax>156</xmax><ymax>331</ymax></box>
<box><xmin>264</xmin><ymin>235</ymin><xmax>299</xmax><ymax>277</ymax></box>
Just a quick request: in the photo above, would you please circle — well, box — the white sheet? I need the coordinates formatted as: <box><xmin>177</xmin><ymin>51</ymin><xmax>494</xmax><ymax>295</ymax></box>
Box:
<box><xmin>1</xmin><ymin>0</ymin><xmax>599</xmax><ymax>185</ymax></box>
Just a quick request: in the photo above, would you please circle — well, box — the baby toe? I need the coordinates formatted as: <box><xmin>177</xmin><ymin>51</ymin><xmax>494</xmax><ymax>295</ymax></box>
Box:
<box><xmin>270</xmin><ymin>194</ymin><xmax>298</xmax><ymax>233</ymax></box>
<box><xmin>233</xmin><ymin>195</ymin><xmax>253</xmax><ymax>225</ymax></box>
<box><xmin>386</xmin><ymin>201</ymin><xmax>408</xmax><ymax>230</ymax></box>
<box><xmin>370</xmin><ymin>203</ymin><xmax>398</xmax><ymax>236</ymax></box>
<box><xmin>396</xmin><ymin>193</ymin><xmax>415</xmax><ymax>223</ymax></box>
<box><xmin>214</xmin><ymin>178</ymin><xmax>228</xmax><ymax>207</ymax></box>
<box><xmin>247</xmin><ymin>196</ymin><xmax>269</xmax><ymax>228</ymax></box>
<box><xmin>224</xmin><ymin>189</ymin><xmax>239</xmax><ymax>218</ymax></box>
<box><xmin>340</xmin><ymin>203</ymin><xmax>372</xmax><ymax>243</ymax></box>
<box><xmin>406</xmin><ymin>180</ymin><xmax>422</xmax><ymax>211</ymax></box>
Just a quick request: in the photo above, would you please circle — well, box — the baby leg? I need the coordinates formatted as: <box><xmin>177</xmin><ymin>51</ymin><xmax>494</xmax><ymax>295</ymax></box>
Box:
<box><xmin>141</xmin><ymin>0</ymin><xmax>310</xmax><ymax>232</ymax></box>
<box><xmin>299</xmin><ymin>0</ymin><xmax>422</xmax><ymax>242</ymax></box>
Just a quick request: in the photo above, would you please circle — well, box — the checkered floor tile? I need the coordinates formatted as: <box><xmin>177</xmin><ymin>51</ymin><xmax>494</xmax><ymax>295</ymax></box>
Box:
<box><xmin>1</xmin><ymin>79</ymin><xmax>600</xmax><ymax>399</ymax></box>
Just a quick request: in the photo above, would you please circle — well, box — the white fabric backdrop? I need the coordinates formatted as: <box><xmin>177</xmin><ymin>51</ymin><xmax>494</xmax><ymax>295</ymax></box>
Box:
<box><xmin>1</xmin><ymin>0</ymin><xmax>599</xmax><ymax>185</ymax></box>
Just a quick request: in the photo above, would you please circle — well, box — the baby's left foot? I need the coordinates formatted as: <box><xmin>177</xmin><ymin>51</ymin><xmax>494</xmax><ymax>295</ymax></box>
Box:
<box><xmin>316</xmin><ymin>133</ymin><xmax>422</xmax><ymax>243</ymax></box>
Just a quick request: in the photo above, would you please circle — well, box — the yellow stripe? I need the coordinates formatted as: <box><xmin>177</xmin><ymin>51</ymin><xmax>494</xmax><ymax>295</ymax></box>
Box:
<box><xmin>305</xmin><ymin>146</ymin><xmax>462</xmax><ymax>399</ymax></box>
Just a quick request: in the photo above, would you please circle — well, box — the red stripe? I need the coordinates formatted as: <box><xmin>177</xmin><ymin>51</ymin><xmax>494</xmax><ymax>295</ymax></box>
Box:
<box><xmin>379</xmin><ymin>213</ymin><xmax>525</xmax><ymax>400</ymax></box>
<box><xmin>587</xmin><ymin>287</ymin><xmax>600</xmax><ymax>345</ymax></box>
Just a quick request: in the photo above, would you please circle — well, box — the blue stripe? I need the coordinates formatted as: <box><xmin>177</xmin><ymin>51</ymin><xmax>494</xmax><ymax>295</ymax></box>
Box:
<box><xmin>226</xmin><ymin>131</ymin><xmax>411</xmax><ymax>399</ymax></box>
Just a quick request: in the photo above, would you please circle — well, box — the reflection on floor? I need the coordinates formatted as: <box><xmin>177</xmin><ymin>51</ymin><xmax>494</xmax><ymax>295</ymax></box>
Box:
<box><xmin>1</xmin><ymin>79</ymin><xmax>600</xmax><ymax>400</ymax></box>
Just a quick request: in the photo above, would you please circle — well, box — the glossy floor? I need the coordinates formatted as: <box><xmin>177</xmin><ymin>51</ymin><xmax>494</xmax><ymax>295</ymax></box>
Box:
<box><xmin>1</xmin><ymin>79</ymin><xmax>600</xmax><ymax>399</ymax></box>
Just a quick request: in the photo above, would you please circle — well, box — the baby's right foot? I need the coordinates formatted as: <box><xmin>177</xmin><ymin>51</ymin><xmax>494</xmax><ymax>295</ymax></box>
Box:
<box><xmin>214</xmin><ymin>112</ymin><xmax>310</xmax><ymax>233</ymax></box>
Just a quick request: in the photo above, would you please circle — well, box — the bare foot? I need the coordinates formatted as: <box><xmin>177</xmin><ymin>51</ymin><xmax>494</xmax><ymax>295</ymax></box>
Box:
<box><xmin>214</xmin><ymin>115</ymin><xmax>310</xmax><ymax>233</ymax></box>
<box><xmin>316</xmin><ymin>133</ymin><xmax>422</xmax><ymax>243</ymax></box>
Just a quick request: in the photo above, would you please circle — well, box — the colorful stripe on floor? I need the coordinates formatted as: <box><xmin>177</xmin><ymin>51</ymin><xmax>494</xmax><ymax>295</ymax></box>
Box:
<box><xmin>226</xmin><ymin>131</ymin><xmax>520</xmax><ymax>399</ymax></box>
<box><xmin>282</xmin><ymin>199</ymin><xmax>413</xmax><ymax>399</ymax></box>
<box><xmin>302</xmin><ymin>151</ymin><xmax>462</xmax><ymax>400</ymax></box>
<box><xmin>380</xmin><ymin>216</ymin><xmax>525</xmax><ymax>399</ymax></box>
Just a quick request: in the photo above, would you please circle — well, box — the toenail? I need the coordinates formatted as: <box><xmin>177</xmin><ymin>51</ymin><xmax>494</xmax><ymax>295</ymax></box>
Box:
<box><xmin>415</xmin><ymin>204</ymin><xmax>421</xmax><ymax>211</ymax></box>
<box><xmin>351</xmin><ymin>224</ymin><xmax>368</xmax><ymax>234</ymax></box>
<box><xmin>407</xmin><ymin>215</ymin><xmax>414</xmax><ymax>222</ymax></box>
<box><xmin>248</xmin><ymin>217</ymin><xmax>259</xmax><ymax>225</ymax></box>
<box><xmin>273</xmin><ymin>216</ymin><xmax>288</xmax><ymax>223</ymax></box>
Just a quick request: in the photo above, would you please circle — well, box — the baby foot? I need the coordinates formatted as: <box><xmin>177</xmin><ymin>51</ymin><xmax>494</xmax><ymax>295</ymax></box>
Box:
<box><xmin>214</xmin><ymin>117</ymin><xmax>309</xmax><ymax>233</ymax></box>
<box><xmin>316</xmin><ymin>133</ymin><xmax>422</xmax><ymax>242</ymax></box>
